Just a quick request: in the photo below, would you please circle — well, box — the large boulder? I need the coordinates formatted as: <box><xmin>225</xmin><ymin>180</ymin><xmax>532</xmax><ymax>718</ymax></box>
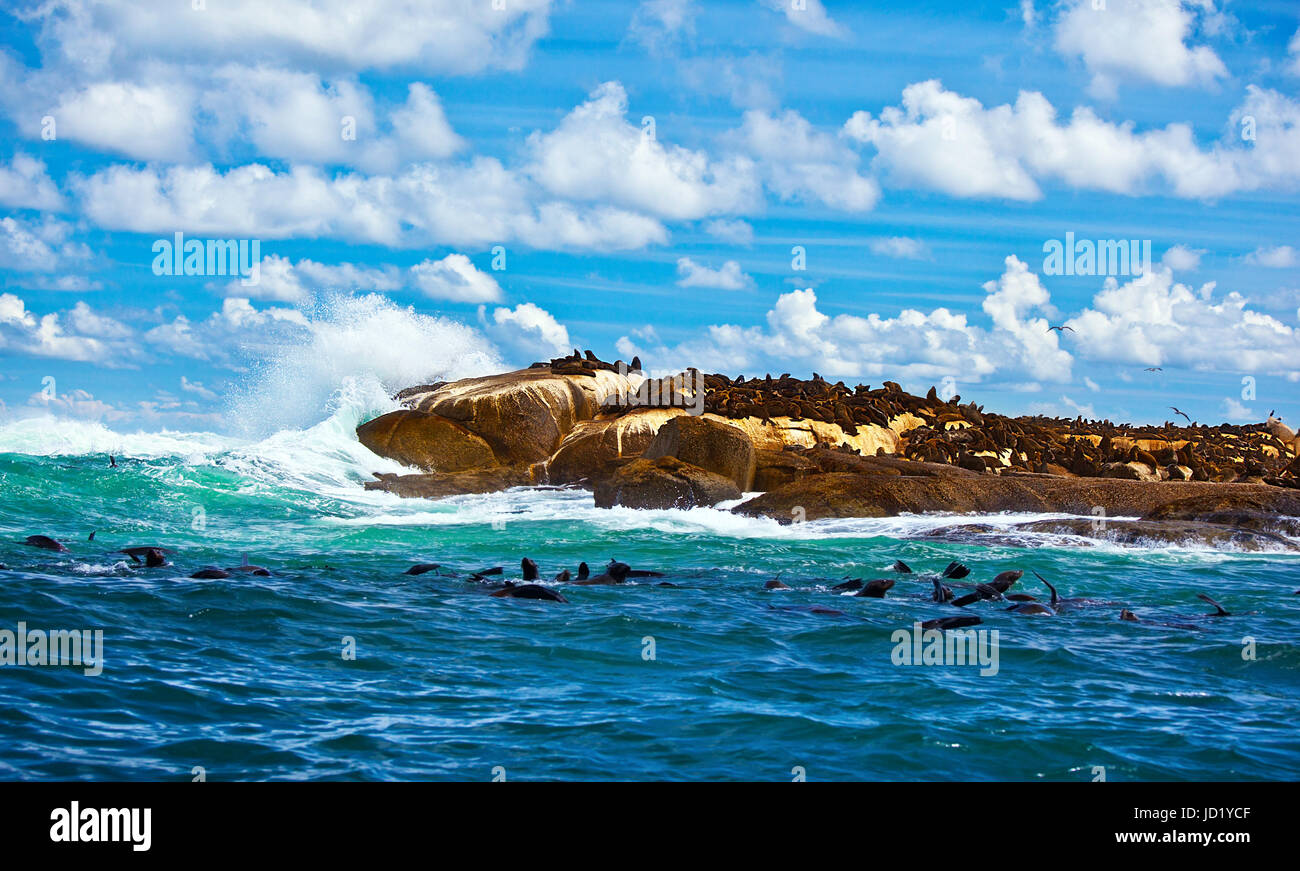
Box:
<box><xmin>593</xmin><ymin>456</ymin><xmax>742</xmax><ymax>510</ymax></box>
<box><xmin>356</xmin><ymin>410</ymin><xmax>497</xmax><ymax>472</ymax></box>
<box><xmin>546</xmin><ymin>408</ymin><xmax>687</xmax><ymax>485</ymax></box>
<box><xmin>643</xmin><ymin>415</ymin><xmax>757</xmax><ymax>491</ymax></box>
<box><xmin>396</xmin><ymin>367</ymin><xmax>638</xmax><ymax>466</ymax></box>
<box><xmin>363</xmin><ymin>468</ymin><xmax>530</xmax><ymax>499</ymax></box>
<box><xmin>753</xmin><ymin>449</ymin><xmax>820</xmax><ymax>491</ymax></box>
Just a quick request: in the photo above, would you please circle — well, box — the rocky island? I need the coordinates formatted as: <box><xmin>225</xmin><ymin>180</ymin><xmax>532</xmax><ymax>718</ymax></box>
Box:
<box><xmin>356</xmin><ymin>351</ymin><xmax>1300</xmax><ymax>550</ymax></box>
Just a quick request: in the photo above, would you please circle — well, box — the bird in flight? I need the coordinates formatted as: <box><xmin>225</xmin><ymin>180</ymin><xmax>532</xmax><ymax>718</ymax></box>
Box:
<box><xmin>1170</xmin><ymin>406</ymin><xmax>1191</xmax><ymax>423</ymax></box>
<box><xmin>1144</xmin><ymin>367</ymin><xmax>1163</xmax><ymax>372</ymax></box>
<box><xmin>1046</xmin><ymin>325</ymin><xmax>1074</xmax><ymax>333</ymax></box>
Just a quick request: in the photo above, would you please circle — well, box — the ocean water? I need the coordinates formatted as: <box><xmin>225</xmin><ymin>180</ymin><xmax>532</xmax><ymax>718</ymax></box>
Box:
<box><xmin>2</xmin><ymin>399</ymin><xmax>1298</xmax><ymax>782</ymax></box>
<box><xmin>0</xmin><ymin>302</ymin><xmax>1297</xmax><ymax>782</ymax></box>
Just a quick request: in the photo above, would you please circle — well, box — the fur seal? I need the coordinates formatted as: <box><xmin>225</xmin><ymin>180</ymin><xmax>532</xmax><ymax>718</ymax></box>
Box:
<box><xmin>574</xmin><ymin>560</ymin><xmax>631</xmax><ymax>585</ymax></box>
<box><xmin>521</xmin><ymin>558</ymin><xmax>539</xmax><ymax>581</ymax></box>
<box><xmin>554</xmin><ymin>569</ymin><xmax>571</xmax><ymax>583</ymax></box>
<box><xmin>854</xmin><ymin>578</ymin><xmax>895</xmax><ymax>598</ymax></box>
<box><xmin>891</xmin><ymin>560</ymin><xmax>913</xmax><ymax>573</ymax></box>
<box><xmin>121</xmin><ymin>546</ymin><xmax>172</xmax><ymax>567</ymax></box>
<box><xmin>24</xmin><ymin>535</ymin><xmax>67</xmax><ymax>552</ymax></box>
<box><xmin>576</xmin><ymin>562</ymin><xmax>590</xmax><ymax>581</ymax></box>
<box><xmin>404</xmin><ymin>563</ymin><xmax>440</xmax><ymax>576</ymax></box>
<box><xmin>831</xmin><ymin>578</ymin><xmax>864</xmax><ymax>591</ymax></box>
<box><xmin>490</xmin><ymin>582</ymin><xmax>569</xmax><ymax>603</ymax></box>
<box><xmin>921</xmin><ymin>615</ymin><xmax>982</xmax><ymax>631</ymax></box>
<box><xmin>932</xmin><ymin>578</ymin><xmax>954</xmax><ymax>602</ymax></box>
<box><xmin>1197</xmin><ymin>593</ymin><xmax>1230</xmax><ymax>617</ymax></box>
<box><xmin>190</xmin><ymin>567</ymin><xmax>230</xmax><ymax>579</ymax></box>
<box><xmin>941</xmin><ymin>561</ymin><xmax>970</xmax><ymax>580</ymax></box>
<box><xmin>952</xmin><ymin>570</ymin><xmax>1021</xmax><ymax>607</ymax></box>
<box><xmin>1006</xmin><ymin>601</ymin><xmax>1055</xmax><ymax>615</ymax></box>
<box><xmin>469</xmin><ymin>566</ymin><xmax>504</xmax><ymax>581</ymax></box>
<box><xmin>227</xmin><ymin>555</ymin><xmax>271</xmax><ymax>576</ymax></box>
<box><xmin>765</xmin><ymin>579</ymin><xmax>791</xmax><ymax>590</ymax></box>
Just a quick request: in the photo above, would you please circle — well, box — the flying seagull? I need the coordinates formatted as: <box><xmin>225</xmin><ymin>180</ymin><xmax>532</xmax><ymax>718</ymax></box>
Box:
<box><xmin>1046</xmin><ymin>325</ymin><xmax>1075</xmax><ymax>333</ymax></box>
<box><xmin>1144</xmin><ymin>367</ymin><xmax>1163</xmax><ymax>372</ymax></box>
<box><xmin>1170</xmin><ymin>406</ymin><xmax>1191</xmax><ymax>423</ymax></box>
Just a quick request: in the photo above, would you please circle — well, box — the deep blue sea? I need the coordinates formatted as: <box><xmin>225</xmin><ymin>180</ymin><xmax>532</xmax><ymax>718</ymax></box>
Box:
<box><xmin>1</xmin><ymin>406</ymin><xmax>1298</xmax><ymax>782</ymax></box>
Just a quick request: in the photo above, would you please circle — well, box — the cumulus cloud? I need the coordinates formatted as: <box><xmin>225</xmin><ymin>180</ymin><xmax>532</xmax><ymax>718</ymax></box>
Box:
<box><xmin>1161</xmin><ymin>244</ymin><xmax>1204</xmax><ymax>271</ymax></box>
<box><xmin>1245</xmin><ymin>245</ymin><xmax>1296</xmax><ymax>268</ymax></box>
<box><xmin>1066</xmin><ymin>268</ymin><xmax>1298</xmax><ymax>377</ymax></box>
<box><xmin>0</xmin><ymin>216</ymin><xmax>89</xmax><ymax>274</ymax></box>
<box><xmin>731</xmin><ymin>108</ymin><xmax>879</xmax><ymax>211</ymax></box>
<box><xmin>676</xmin><ymin>256</ymin><xmax>753</xmax><ymax>290</ymax></box>
<box><xmin>0</xmin><ymin>292</ymin><xmax>132</xmax><ymax>364</ymax></box>
<box><xmin>0</xmin><ymin>155</ymin><xmax>63</xmax><ymax>210</ymax></box>
<box><xmin>144</xmin><ymin>298</ymin><xmax>308</xmax><ymax>367</ymax></box>
<box><xmin>627</xmin><ymin>0</ymin><xmax>695</xmax><ymax>53</ymax></box>
<box><xmin>1220</xmin><ymin>397</ymin><xmax>1256</xmax><ymax>422</ymax></box>
<box><xmin>1053</xmin><ymin>0</ymin><xmax>1228</xmax><ymax>98</ymax></box>
<box><xmin>74</xmin><ymin>159</ymin><xmax>668</xmax><ymax>251</ymax></box>
<box><xmin>26</xmin><ymin>0</ymin><xmax>556</xmax><ymax>76</ymax></box>
<box><xmin>410</xmin><ymin>254</ymin><xmax>502</xmax><ymax>303</ymax></box>
<box><xmin>869</xmin><ymin>236</ymin><xmax>928</xmax><ymax>260</ymax></box>
<box><xmin>527</xmin><ymin>81</ymin><xmax>759</xmax><ymax>221</ymax></box>
<box><xmin>759</xmin><ymin>0</ymin><xmax>846</xmax><ymax>38</ymax></box>
<box><xmin>844</xmin><ymin>80</ymin><xmax>1300</xmax><ymax>200</ymax></box>
<box><xmin>227</xmin><ymin>255</ymin><xmax>406</xmax><ymax>303</ymax></box>
<box><xmin>703</xmin><ymin>218</ymin><xmax>754</xmax><ymax>245</ymax></box>
<box><xmin>485</xmin><ymin>301</ymin><xmax>571</xmax><ymax>359</ymax></box>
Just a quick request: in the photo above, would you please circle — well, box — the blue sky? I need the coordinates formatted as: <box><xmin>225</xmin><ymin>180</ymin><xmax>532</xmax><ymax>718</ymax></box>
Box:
<box><xmin>1</xmin><ymin>0</ymin><xmax>1298</xmax><ymax>434</ymax></box>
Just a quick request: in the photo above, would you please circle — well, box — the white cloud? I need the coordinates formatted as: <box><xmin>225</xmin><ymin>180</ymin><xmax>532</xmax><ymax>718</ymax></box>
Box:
<box><xmin>844</xmin><ymin>80</ymin><xmax>1300</xmax><ymax>201</ymax></box>
<box><xmin>74</xmin><ymin>159</ymin><xmax>668</xmax><ymax>251</ymax></box>
<box><xmin>1067</xmin><ymin>267</ymin><xmax>1298</xmax><ymax>377</ymax></box>
<box><xmin>1083</xmin><ymin>376</ymin><xmax>1101</xmax><ymax>391</ymax></box>
<box><xmin>0</xmin><ymin>292</ymin><xmax>128</xmax><ymax>364</ymax></box>
<box><xmin>732</xmin><ymin>108</ymin><xmax>879</xmax><ymax>211</ymax></box>
<box><xmin>226</xmin><ymin>255</ymin><xmax>405</xmax><ymax>303</ymax></box>
<box><xmin>145</xmin><ymin>298</ymin><xmax>308</xmax><ymax>366</ymax></box>
<box><xmin>1161</xmin><ymin>244</ymin><xmax>1204</xmax><ymax>271</ymax></box>
<box><xmin>527</xmin><ymin>81</ymin><xmax>759</xmax><ymax>221</ymax></box>
<box><xmin>410</xmin><ymin>254</ymin><xmax>502</xmax><ymax>303</ymax></box>
<box><xmin>628</xmin><ymin>0</ymin><xmax>695</xmax><ymax>53</ymax></box>
<box><xmin>676</xmin><ymin>256</ymin><xmax>753</xmax><ymax>290</ymax></box>
<box><xmin>47</xmin><ymin>78</ymin><xmax>195</xmax><ymax>161</ymax></box>
<box><xmin>1220</xmin><ymin>397</ymin><xmax>1256</xmax><ymax>422</ymax></box>
<box><xmin>28</xmin><ymin>0</ymin><xmax>556</xmax><ymax>76</ymax></box>
<box><xmin>869</xmin><ymin>236</ymin><xmax>928</xmax><ymax>259</ymax></box>
<box><xmin>1245</xmin><ymin>245</ymin><xmax>1296</xmax><ymax>268</ymax></box>
<box><xmin>486</xmin><ymin>301</ymin><xmax>571</xmax><ymax>358</ymax></box>
<box><xmin>759</xmin><ymin>0</ymin><xmax>846</xmax><ymax>38</ymax></box>
<box><xmin>1053</xmin><ymin>0</ymin><xmax>1228</xmax><ymax>98</ymax></box>
<box><xmin>0</xmin><ymin>215</ymin><xmax>88</xmax><ymax>273</ymax></box>
<box><xmin>703</xmin><ymin>218</ymin><xmax>754</xmax><ymax>245</ymax></box>
<box><xmin>1289</xmin><ymin>27</ymin><xmax>1300</xmax><ymax>77</ymax></box>
<box><xmin>180</xmin><ymin>376</ymin><xmax>218</xmax><ymax>401</ymax></box>
<box><xmin>0</xmin><ymin>155</ymin><xmax>62</xmax><ymax>210</ymax></box>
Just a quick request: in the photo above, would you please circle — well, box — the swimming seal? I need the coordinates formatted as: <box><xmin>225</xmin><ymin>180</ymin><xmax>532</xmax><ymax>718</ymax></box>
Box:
<box><xmin>24</xmin><ymin>535</ymin><xmax>67</xmax><ymax>552</ymax></box>
<box><xmin>1197</xmin><ymin>593</ymin><xmax>1230</xmax><ymax>617</ymax></box>
<box><xmin>575</xmin><ymin>560</ymin><xmax>631</xmax><ymax>585</ymax></box>
<box><xmin>931</xmin><ymin>578</ymin><xmax>954</xmax><ymax>602</ymax></box>
<box><xmin>190</xmin><ymin>567</ymin><xmax>230</xmax><ymax>579</ymax></box>
<box><xmin>227</xmin><ymin>555</ymin><xmax>271</xmax><ymax>576</ymax></box>
<box><xmin>1006</xmin><ymin>601</ymin><xmax>1055</xmax><ymax>615</ymax></box>
<box><xmin>404</xmin><ymin>563</ymin><xmax>440</xmax><ymax>576</ymax></box>
<box><xmin>765</xmin><ymin>579</ymin><xmax>791</xmax><ymax>590</ymax></box>
<box><xmin>941</xmin><ymin>561</ymin><xmax>970</xmax><ymax>580</ymax></box>
<box><xmin>576</xmin><ymin>562</ymin><xmax>590</xmax><ymax>581</ymax></box>
<box><xmin>490</xmin><ymin>582</ymin><xmax>568</xmax><ymax>603</ymax></box>
<box><xmin>831</xmin><ymin>578</ymin><xmax>863</xmax><ymax>591</ymax></box>
<box><xmin>921</xmin><ymin>615</ymin><xmax>982</xmax><ymax>631</ymax></box>
<box><xmin>521</xmin><ymin>558</ymin><xmax>539</xmax><ymax>581</ymax></box>
<box><xmin>121</xmin><ymin>546</ymin><xmax>172</xmax><ymax>567</ymax></box>
<box><xmin>554</xmin><ymin>569</ymin><xmax>571</xmax><ymax>583</ymax></box>
<box><xmin>891</xmin><ymin>560</ymin><xmax>913</xmax><ymax>573</ymax></box>
<box><xmin>854</xmin><ymin>578</ymin><xmax>895</xmax><ymax>598</ymax></box>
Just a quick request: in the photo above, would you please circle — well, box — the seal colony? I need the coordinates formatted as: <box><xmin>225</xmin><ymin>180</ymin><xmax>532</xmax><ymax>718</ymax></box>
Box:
<box><xmin>354</xmin><ymin>351</ymin><xmax>1300</xmax><ymax>548</ymax></box>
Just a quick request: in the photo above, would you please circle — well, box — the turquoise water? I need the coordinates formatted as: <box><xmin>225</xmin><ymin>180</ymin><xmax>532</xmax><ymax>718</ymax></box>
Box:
<box><xmin>1</xmin><ymin>411</ymin><xmax>1298</xmax><ymax>782</ymax></box>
